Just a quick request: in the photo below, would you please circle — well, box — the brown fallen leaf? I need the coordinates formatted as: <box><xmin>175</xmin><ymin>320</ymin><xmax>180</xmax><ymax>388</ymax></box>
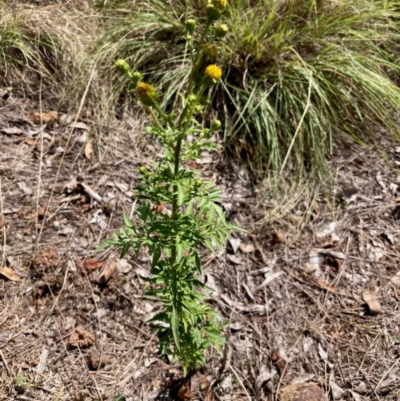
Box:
<box><xmin>188</xmin><ymin>160</ymin><xmax>198</xmax><ymax>169</ymax></box>
<box><xmin>314</xmin><ymin>278</ymin><xmax>338</xmax><ymax>293</ymax></box>
<box><xmin>200</xmin><ymin>377</ymin><xmax>211</xmax><ymax>392</ymax></box>
<box><xmin>199</xmin><ymin>377</ymin><xmax>213</xmax><ymax>401</ymax></box>
<box><xmin>83</xmin><ymin>258</ymin><xmax>104</xmax><ymax>271</ymax></box>
<box><xmin>153</xmin><ymin>201</ymin><xmax>165</xmax><ymax>213</ymax></box>
<box><xmin>270</xmin><ymin>231</ymin><xmax>284</xmax><ymax>246</ymax></box>
<box><xmin>0</xmin><ymin>267</ymin><xmax>21</xmax><ymax>282</ymax></box>
<box><xmin>363</xmin><ymin>279</ymin><xmax>381</xmax><ymax>315</ymax></box>
<box><xmin>271</xmin><ymin>352</ymin><xmax>288</xmax><ymax>378</ymax></box>
<box><xmin>178</xmin><ymin>385</ymin><xmax>194</xmax><ymax>400</ymax></box>
<box><xmin>99</xmin><ymin>260</ymin><xmax>118</xmax><ymax>284</ymax></box>
<box><xmin>84</xmin><ymin>138</ymin><xmax>94</xmax><ymax>161</ymax></box>
<box><xmin>25</xmin><ymin>138</ymin><xmax>37</xmax><ymax>146</ymax></box>
<box><xmin>279</xmin><ymin>383</ymin><xmax>327</xmax><ymax>401</ymax></box>
<box><xmin>204</xmin><ymin>388</ymin><xmax>213</xmax><ymax>401</ymax></box>
<box><xmin>239</xmin><ymin>243</ymin><xmax>255</xmax><ymax>253</ymax></box>
<box><xmin>29</xmin><ymin>111</ymin><xmax>58</xmax><ymax>123</ymax></box>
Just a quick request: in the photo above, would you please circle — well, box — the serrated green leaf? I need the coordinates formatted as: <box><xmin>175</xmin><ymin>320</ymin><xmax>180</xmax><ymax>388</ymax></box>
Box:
<box><xmin>217</xmin><ymin>229</ymin><xmax>228</xmax><ymax>244</ymax></box>
<box><xmin>146</xmin><ymin>312</ymin><xmax>169</xmax><ymax>324</ymax></box>
<box><xmin>185</xmin><ymin>202</ymin><xmax>193</xmax><ymax>216</ymax></box>
<box><xmin>210</xmin><ymin>232</ymin><xmax>222</xmax><ymax>248</ymax></box>
<box><xmin>123</xmin><ymin>213</ymin><xmax>135</xmax><ymax>229</ymax></box>
<box><xmin>192</xmin><ymin>278</ymin><xmax>206</xmax><ymax>288</ymax></box>
<box><xmin>206</xmin><ymin>330</ymin><xmax>226</xmax><ymax>349</ymax></box>
<box><xmin>95</xmin><ymin>240</ymin><xmax>111</xmax><ymax>253</ymax></box>
<box><xmin>213</xmin><ymin>204</ymin><xmax>226</xmax><ymax>224</ymax></box>
<box><xmin>194</xmin><ymin>253</ymin><xmax>201</xmax><ymax>273</ymax></box>
<box><xmin>120</xmin><ymin>241</ymin><xmax>131</xmax><ymax>257</ymax></box>
<box><xmin>204</xmin><ymin>239</ymin><xmax>214</xmax><ymax>252</ymax></box>
<box><xmin>198</xmin><ymin>197</ymin><xmax>207</xmax><ymax>209</ymax></box>
<box><xmin>152</xmin><ymin>247</ymin><xmax>161</xmax><ymax>268</ymax></box>
<box><xmin>207</xmin><ymin>205</ymin><xmax>216</xmax><ymax>224</ymax></box>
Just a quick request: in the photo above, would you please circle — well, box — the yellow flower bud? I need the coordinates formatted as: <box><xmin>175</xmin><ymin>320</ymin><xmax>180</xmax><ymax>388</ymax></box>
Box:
<box><xmin>185</xmin><ymin>19</ymin><xmax>196</xmax><ymax>35</ymax></box>
<box><xmin>211</xmin><ymin>119</ymin><xmax>222</xmax><ymax>131</ymax></box>
<box><xmin>204</xmin><ymin>65</ymin><xmax>222</xmax><ymax>84</ymax></box>
<box><xmin>115</xmin><ymin>59</ymin><xmax>130</xmax><ymax>74</ymax></box>
<box><xmin>211</xmin><ymin>0</ymin><xmax>227</xmax><ymax>11</ymax></box>
<box><xmin>203</xmin><ymin>44</ymin><xmax>219</xmax><ymax>64</ymax></box>
<box><xmin>139</xmin><ymin>166</ymin><xmax>148</xmax><ymax>175</ymax></box>
<box><xmin>206</xmin><ymin>4</ymin><xmax>221</xmax><ymax>22</ymax></box>
<box><xmin>215</xmin><ymin>24</ymin><xmax>228</xmax><ymax>39</ymax></box>
<box><xmin>131</xmin><ymin>71</ymin><xmax>143</xmax><ymax>83</ymax></box>
<box><xmin>187</xmin><ymin>94</ymin><xmax>197</xmax><ymax>104</ymax></box>
<box><xmin>137</xmin><ymin>82</ymin><xmax>157</xmax><ymax>106</ymax></box>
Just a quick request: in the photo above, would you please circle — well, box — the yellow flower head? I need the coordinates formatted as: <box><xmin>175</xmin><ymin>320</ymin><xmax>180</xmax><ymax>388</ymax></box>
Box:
<box><xmin>137</xmin><ymin>82</ymin><xmax>157</xmax><ymax>106</ymax></box>
<box><xmin>204</xmin><ymin>64</ymin><xmax>222</xmax><ymax>84</ymax></box>
<box><xmin>211</xmin><ymin>0</ymin><xmax>227</xmax><ymax>11</ymax></box>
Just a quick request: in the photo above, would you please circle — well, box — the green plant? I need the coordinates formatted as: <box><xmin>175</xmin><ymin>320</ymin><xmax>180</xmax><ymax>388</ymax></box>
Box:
<box><xmin>99</xmin><ymin>0</ymin><xmax>238</xmax><ymax>374</ymax></box>
<box><xmin>14</xmin><ymin>372</ymin><xmax>29</xmax><ymax>392</ymax></box>
<box><xmin>96</xmin><ymin>0</ymin><xmax>400</xmax><ymax>176</ymax></box>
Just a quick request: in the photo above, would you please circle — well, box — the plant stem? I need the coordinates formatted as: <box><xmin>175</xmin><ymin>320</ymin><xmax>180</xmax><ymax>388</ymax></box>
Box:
<box><xmin>148</xmin><ymin>107</ymin><xmax>162</xmax><ymax>129</ymax></box>
<box><xmin>168</xmin><ymin>19</ymin><xmax>212</xmax><ymax>361</ymax></box>
<box><xmin>178</xmin><ymin>21</ymin><xmax>211</xmax><ymax>130</ymax></box>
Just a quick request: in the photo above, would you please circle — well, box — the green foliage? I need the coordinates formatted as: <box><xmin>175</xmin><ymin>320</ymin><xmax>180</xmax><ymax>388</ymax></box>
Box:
<box><xmin>14</xmin><ymin>372</ymin><xmax>29</xmax><ymax>392</ymax></box>
<box><xmin>99</xmin><ymin>1</ymin><xmax>238</xmax><ymax>374</ymax></box>
<box><xmin>97</xmin><ymin>0</ymin><xmax>400</xmax><ymax>176</ymax></box>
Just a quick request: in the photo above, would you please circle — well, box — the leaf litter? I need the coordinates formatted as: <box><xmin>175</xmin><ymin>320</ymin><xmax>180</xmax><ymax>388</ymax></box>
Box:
<box><xmin>0</xmin><ymin>266</ymin><xmax>21</xmax><ymax>281</ymax></box>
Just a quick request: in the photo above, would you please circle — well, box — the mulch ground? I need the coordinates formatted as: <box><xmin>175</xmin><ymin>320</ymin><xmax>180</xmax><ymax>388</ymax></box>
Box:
<box><xmin>1</xmin><ymin>82</ymin><xmax>400</xmax><ymax>401</ymax></box>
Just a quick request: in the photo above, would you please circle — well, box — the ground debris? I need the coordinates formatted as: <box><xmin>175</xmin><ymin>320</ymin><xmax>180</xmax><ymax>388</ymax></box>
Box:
<box><xmin>67</xmin><ymin>326</ymin><xmax>95</xmax><ymax>349</ymax></box>
<box><xmin>279</xmin><ymin>383</ymin><xmax>327</xmax><ymax>401</ymax></box>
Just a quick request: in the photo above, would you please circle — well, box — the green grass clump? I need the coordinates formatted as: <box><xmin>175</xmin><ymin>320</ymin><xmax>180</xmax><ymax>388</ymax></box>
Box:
<box><xmin>96</xmin><ymin>0</ymin><xmax>400</xmax><ymax>175</ymax></box>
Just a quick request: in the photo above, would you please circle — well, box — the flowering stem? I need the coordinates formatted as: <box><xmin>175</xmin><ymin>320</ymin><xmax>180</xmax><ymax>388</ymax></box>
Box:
<box><xmin>168</xmin><ymin>27</ymin><xmax>212</xmax><ymax>338</ymax></box>
<box><xmin>189</xmin><ymin>21</ymin><xmax>212</xmax><ymax>96</ymax></box>
<box><xmin>195</xmin><ymin>21</ymin><xmax>211</xmax><ymax>66</ymax></box>
<box><xmin>147</xmin><ymin>107</ymin><xmax>162</xmax><ymax>129</ymax></box>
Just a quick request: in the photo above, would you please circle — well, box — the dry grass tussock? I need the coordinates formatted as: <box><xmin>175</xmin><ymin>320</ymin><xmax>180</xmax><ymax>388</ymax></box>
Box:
<box><xmin>0</xmin><ymin>1</ymin><xmax>98</xmax><ymax>106</ymax></box>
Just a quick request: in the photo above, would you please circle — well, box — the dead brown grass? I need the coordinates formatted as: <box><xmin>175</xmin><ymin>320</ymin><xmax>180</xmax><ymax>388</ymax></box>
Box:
<box><xmin>0</xmin><ymin>2</ymin><xmax>98</xmax><ymax>108</ymax></box>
